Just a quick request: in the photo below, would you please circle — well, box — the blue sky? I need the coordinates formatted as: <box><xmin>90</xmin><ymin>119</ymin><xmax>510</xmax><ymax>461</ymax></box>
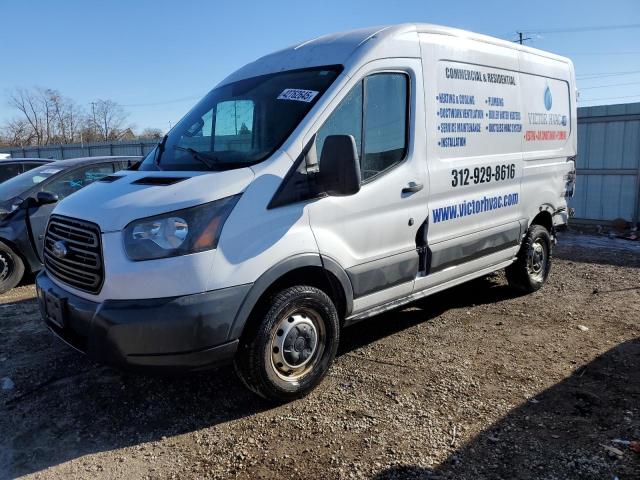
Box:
<box><xmin>0</xmin><ymin>0</ymin><xmax>638</xmax><ymax>132</ymax></box>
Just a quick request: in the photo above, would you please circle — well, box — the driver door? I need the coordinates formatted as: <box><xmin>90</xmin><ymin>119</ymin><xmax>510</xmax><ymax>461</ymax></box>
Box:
<box><xmin>307</xmin><ymin>59</ymin><xmax>428</xmax><ymax>312</ymax></box>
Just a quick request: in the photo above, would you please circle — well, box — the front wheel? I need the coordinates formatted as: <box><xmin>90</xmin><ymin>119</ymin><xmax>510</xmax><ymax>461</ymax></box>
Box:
<box><xmin>0</xmin><ymin>240</ymin><xmax>25</xmax><ymax>294</ymax></box>
<box><xmin>506</xmin><ymin>224</ymin><xmax>552</xmax><ymax>293</ymax></box>
<box><xmin>234</xmin><ymin>285</ymin><xmax>340</xmax><ymax>402</ymax></box>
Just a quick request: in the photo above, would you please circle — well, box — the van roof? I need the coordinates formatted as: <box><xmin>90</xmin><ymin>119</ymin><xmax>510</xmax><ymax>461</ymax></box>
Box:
<box><xmin>220</xmin><ymin>23</ymin><xmax>572</xmax><ymax>86</ymax></box>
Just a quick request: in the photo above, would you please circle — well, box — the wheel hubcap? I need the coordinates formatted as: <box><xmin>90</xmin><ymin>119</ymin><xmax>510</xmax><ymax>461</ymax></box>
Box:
<box><xmin>270</xmin><ymin>309</ymin><xmax>324</xmax><ymax>382</ymax></box>
<box><xmin>527</xmin><ymin>239</ymin><xmax>547</xmax><ymax>282</ymax></box>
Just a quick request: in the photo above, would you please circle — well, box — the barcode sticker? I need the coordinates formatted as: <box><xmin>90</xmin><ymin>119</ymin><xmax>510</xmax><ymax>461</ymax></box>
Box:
<box><xmin>277</xmin><ymin>88</ymin><xmax>319</xmax><ymax>103</ymax></box>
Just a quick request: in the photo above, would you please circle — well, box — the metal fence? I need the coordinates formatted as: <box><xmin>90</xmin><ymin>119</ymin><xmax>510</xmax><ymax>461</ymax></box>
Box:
<box><xmin>0</xmin><ymin>139</ymin><xmax>160</xmax><ymax>160</ymax></box>
<box><xmin>571</xmin><ymin>102</ymin><xmax>640</xmax><ymax>224</ymax></box>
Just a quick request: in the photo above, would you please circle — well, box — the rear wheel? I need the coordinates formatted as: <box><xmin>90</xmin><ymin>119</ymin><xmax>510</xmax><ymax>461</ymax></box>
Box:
<box><xmin>506</xmin><ymin>224</ymin><xmax>552</xmax><ymax>293</ymax></box>
<box><xmin>234</xmin><ymin>285</ymin><xmax>340</xmax><ymax>402</ymax></box>
<box><xmin>0</xmin><ymin>241</ymin><xmax>25</xmax><ymax>294</ymax></box>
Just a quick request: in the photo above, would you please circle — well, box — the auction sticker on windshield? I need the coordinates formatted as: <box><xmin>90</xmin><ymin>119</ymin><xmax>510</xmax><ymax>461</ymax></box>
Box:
<box><xmin>277</xmin><ymin>89</ymin><xmax>319</xmax><ymax>102</ymax></box>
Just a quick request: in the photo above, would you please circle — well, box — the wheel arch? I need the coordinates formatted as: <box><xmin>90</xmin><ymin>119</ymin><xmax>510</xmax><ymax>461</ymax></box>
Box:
<box><xmin>0</xmin><ymin>221</ymin><xmax>42</xmax><ymax>274</ymax></box>
<box><xmin>529</xmin><ymin>209</ymin><xmax>553</xmax><ymax>233</ymax></box>
<box><xmin>228</xmin><ymin>253</ymin><xmax>353</xmax><ymax>342</ymax></box>
<box><xmin>0</xmin><ymin>236</ymin><xmax>30</xmax><ymax>273</ymax></box>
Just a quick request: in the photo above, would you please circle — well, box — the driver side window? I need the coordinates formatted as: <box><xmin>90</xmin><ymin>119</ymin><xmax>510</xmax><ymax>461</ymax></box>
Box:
<box><xmin>316</xmin><ymin>72</ymin><xmax>408</xmax><ymax>181</ymax></box>
<box><xmin>45</xmin><ymin>164</ymin><xmax>114</xmax><ymax>200</ymax></box>
<box><xmin>315</xmin><ymin>82</ymin><xmax>363</xmax><ymax>163</ymax></box>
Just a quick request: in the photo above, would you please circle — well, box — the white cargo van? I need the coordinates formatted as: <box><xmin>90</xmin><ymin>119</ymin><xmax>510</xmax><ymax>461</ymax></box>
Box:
<box><xmin>37</xmin><ymin>24</ymin><xmax>576</xmax><ymax>401</ymax></box>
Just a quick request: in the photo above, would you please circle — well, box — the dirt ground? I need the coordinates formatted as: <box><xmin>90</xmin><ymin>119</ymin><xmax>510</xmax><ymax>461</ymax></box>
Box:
<box><xmin>1</xmin><ymin>231</ymin><xmax>639</xmax><ymax>480</ymax></box>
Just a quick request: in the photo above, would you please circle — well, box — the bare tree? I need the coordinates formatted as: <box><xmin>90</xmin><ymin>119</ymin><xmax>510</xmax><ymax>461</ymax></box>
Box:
<box><xmin>47</xmin><ymin>89</ymin><xmax>85</xmax><ymax>143</ymax></box>
<box><xmin>1</xmin><ymin>118</ymin><xmax>35</xmax><ymax>146</ymax></box>
<box><xmin>7</xmin><ymin>88</ymin><xmax>45</xmax><ymax>145</ymax></box>
<box><xmin>139</xmin><ymin>127</ymin><xmax>164</xmax><ymax>139</ymax></box>
<box><xmin>91</xmin><ymin>99</ymin><xmax>128</xmax><ymax>141</ymax></box>
<box><xmin>5</xmin><ymin>87</ymin><xmax>86</xmax><ymax>145</ymax></box>
<box><xmin>3</xmin><ymin>88</ymin><xmax>138</xmax><ymax>146</ymax></box>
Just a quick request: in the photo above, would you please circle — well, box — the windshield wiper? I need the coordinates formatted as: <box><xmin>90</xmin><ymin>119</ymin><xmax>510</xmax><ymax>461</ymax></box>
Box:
<box><xmin>154</xmin><ymin>134</ymin><xmax>168</xmax><ymax>170</ymax></box>
<box><xmin>173</xmin><ymin>146</ymin><xmax>219</xmax><ymax>170</ymax></box>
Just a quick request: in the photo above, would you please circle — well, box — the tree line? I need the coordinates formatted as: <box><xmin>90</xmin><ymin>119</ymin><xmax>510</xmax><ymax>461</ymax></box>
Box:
<box><xmin>0</xmin><ymin>87</ymin><xmax>164</xmax><ymax>147</ymax></box>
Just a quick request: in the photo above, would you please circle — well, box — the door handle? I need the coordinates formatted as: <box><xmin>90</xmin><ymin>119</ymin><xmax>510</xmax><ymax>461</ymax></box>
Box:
<box><xmin>402</xmin><ymin>182</ymin><xmax>424</xmax><ymax>194</ymax></box>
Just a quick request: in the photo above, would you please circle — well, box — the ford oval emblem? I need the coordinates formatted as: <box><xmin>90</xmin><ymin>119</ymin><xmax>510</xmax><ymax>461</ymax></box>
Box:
<box><xmin>52</xmin><ymin>240</ymin><xmax>68</xmax><ymax>259</ymax></box>
<box><xmin>544</xmin><ymin>86</ymin><xmax>552</xmax><ymax>111</ymax></box>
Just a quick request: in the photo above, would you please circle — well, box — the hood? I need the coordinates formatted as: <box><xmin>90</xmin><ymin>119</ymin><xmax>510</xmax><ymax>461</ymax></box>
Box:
<box><xmin>53</xmin><ymin>168</ymin><xmax>255</xmax><ymax>232</ymax></box>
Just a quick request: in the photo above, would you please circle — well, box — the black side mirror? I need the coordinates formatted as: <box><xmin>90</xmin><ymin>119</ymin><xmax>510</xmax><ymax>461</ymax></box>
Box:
<box><xmin>318</xmin><ymin>135</ymin><xmax>361</xmax><ymax>196</ymax></box>
<box><xmin>36</xmin><ymin>191</ymin><xmax>59</xmax><ymax>205</ymax></box>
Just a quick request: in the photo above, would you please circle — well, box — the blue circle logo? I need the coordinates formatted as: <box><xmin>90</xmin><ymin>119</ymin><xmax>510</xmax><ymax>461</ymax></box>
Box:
<box><xmin>544</xmin><ymin>86</ymin><xmax>552</xmax><ymax>111</ymax></box>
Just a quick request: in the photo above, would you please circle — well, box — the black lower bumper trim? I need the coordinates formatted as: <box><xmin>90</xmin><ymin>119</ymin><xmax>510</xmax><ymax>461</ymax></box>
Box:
<box><xmin>123</xmin><ymin>339</ymin><xmax>239</xmax><ymax>370</ymax></box>
<box><xmin>36</xmin><ymin>271</ymin><xmax>251</xmax><ymax>372</ymax></box>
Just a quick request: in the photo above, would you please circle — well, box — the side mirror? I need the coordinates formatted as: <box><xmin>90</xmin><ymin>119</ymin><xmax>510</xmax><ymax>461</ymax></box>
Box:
<box><xmin>318</xmin><ymin>135</ymin><xmax>361</xmax><ymax>196</ymax></box>
<box><xmin>36</xmin><ymin>191</ymin><xmax>59</xmax><ymax>205</ymax></box>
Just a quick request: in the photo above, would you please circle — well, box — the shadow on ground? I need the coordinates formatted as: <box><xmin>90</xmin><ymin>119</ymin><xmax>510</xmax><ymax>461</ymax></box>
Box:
<box><xmin>338</xmin><ymin>274</ymin><xmax>522</xmax><ymax>355</ymax></box>
<box><xmin>0</xmin><ymin>275</ymin><xmax>521</xmax><ymax>478</ymax></box>
<box><xmin>374</xmin><ymin>337</ymin><xmax>640</xmax><ymax>480</ymax></box>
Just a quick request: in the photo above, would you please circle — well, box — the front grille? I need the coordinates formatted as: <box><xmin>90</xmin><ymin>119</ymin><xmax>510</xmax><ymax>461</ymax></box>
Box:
<box><xmin>44</xmin><ymin>215</ymin><xmax>104</xmax><ymax>294</ymax></box>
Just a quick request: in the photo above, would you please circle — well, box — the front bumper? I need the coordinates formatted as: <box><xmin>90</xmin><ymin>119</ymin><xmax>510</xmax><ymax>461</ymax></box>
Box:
<box><xmin>36</xmin><ymin>271</ymin><xmax>252</xmax><ymax>371</ymax></box>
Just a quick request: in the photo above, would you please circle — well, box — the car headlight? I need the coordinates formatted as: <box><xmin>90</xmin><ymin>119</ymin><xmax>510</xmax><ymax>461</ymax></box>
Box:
<box><xmin>123</xmin><ymin>194</ymin><xmax>241</xmax><ymax>261</ymax></box>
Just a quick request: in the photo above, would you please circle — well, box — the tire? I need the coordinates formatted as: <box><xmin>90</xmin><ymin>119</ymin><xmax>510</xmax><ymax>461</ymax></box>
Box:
<box><xmin>234</xmin><ymin>285</ymin><xmax>340</xmax><ymax>402</ymax></box>
<box><xmin>0</xmin><ymin>240</ymin><xmax>24</xmax><ymax>294</ymax></box>
<box><xmin>506</xmin><ymin>224</ymin><xmax>552</xmax><ymax>293</ymax></box>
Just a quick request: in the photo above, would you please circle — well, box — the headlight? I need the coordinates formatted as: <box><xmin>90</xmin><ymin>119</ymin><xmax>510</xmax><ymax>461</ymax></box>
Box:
<box><xmin>123</xmin><ymin>195</ymin><xmax>241</xmax><ymax>261</ymax></box>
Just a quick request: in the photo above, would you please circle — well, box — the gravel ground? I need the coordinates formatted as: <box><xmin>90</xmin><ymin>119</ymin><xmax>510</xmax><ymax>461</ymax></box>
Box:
<box><xmin>1</xmin><ymin>231</ymin><xmax>639</xmax><ymax>480</ymax></box>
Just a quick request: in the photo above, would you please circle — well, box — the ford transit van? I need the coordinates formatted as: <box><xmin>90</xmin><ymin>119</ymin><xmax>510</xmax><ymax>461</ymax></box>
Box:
<box><xmin>37</xmin><ymin>24</ymin><xmax>576</xmax><ymax>401</ymax></box>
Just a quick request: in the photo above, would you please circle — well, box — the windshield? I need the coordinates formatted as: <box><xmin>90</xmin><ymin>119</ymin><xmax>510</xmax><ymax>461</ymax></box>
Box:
<box><xmin>0</xmin><ymin>164</ymin><xmax>64</xmax><ymax>200</ymax></box>
<box><xmin>139</xmin><ymin>65</ymin><xmax>342</xmax><ymax>172</ymax></box>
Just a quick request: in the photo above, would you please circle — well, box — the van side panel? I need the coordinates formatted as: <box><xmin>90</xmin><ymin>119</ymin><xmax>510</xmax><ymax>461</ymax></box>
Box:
<box><xmin>306</xmin><ymin>58</ymin><xmax>428</xmax><ymax>313</ymax></box>
<box><xmin>518</xmin><ymin>51</ymin><xmax>576</xmax><ymax>227</ymax></box>
<box><xmin>416</xmin><ymin>33</ymin><xmax>524</xmax><ymax>291</ymax></box>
